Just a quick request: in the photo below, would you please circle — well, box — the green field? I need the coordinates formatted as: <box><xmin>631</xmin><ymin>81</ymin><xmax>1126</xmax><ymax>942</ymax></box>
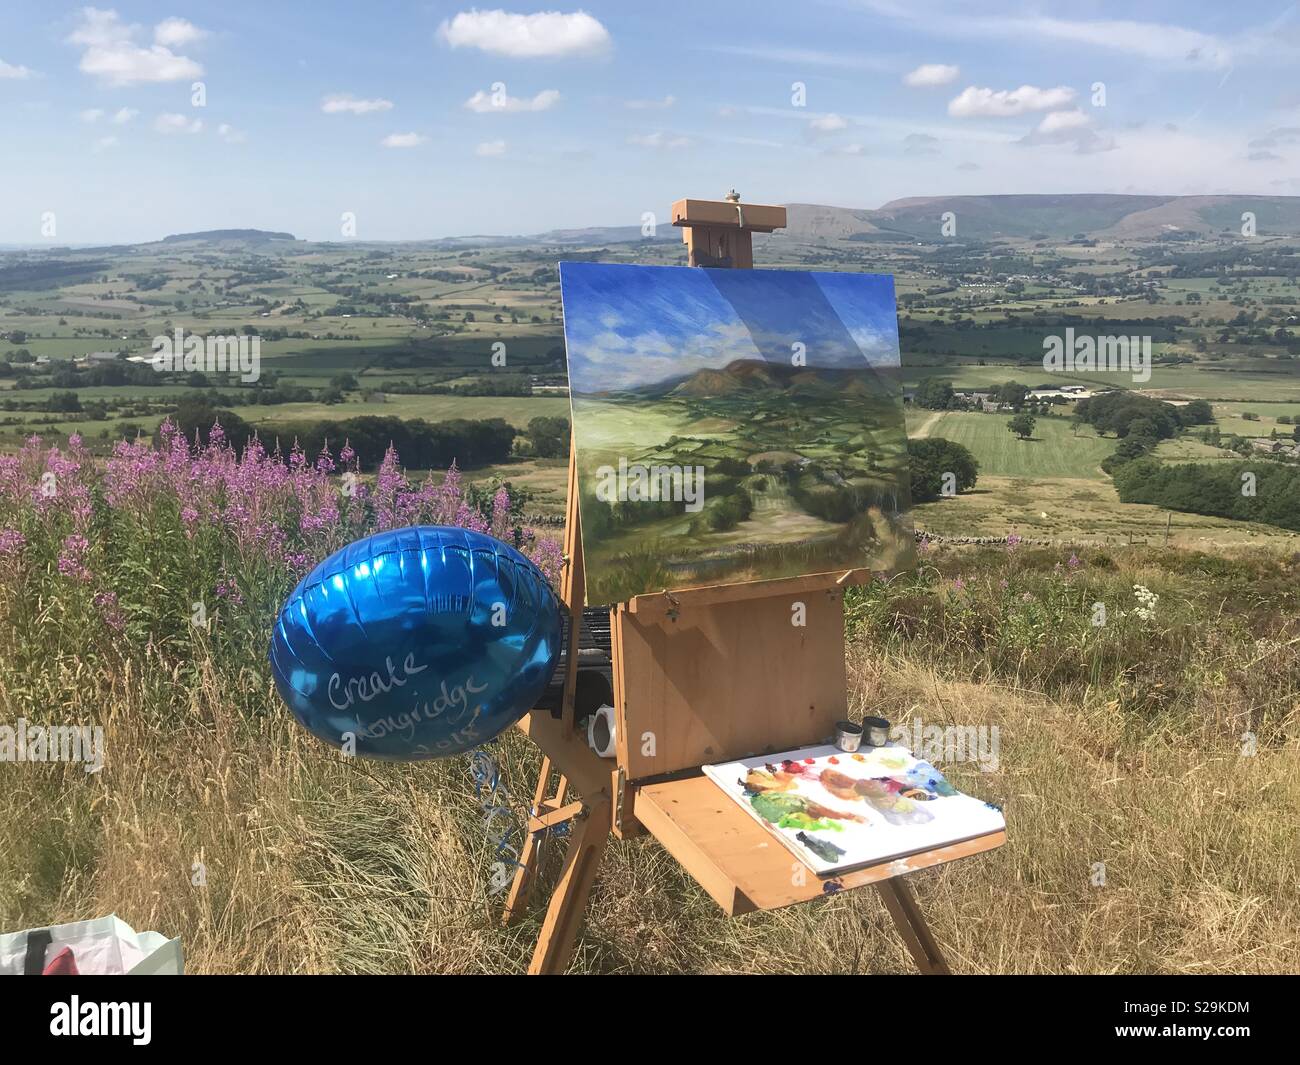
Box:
<box><xmin>1209</xmin><ymin>400</ymin><xmax>1300</xmax><ymax>437</ymax></box>
<box><xmin>902</xmin><ymin>359</ymin><xmax>1300</xmax><ymax>401</ymax></box>
<box><xmin>241</xmin><ymin>393</ymin><xmax>570</xmax><ymax>429</ymax></box>
<box><xmin>907</xmin><ymin>409</ymin><xmax>1114</xmax><ymax>478</ymax></box>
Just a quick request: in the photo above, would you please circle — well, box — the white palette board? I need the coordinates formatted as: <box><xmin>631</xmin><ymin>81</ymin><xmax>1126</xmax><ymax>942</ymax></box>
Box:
<box><xmin>701</xmin><ymin>743</ymin><xmax>1005</xmax><ymax>876</ymax></box>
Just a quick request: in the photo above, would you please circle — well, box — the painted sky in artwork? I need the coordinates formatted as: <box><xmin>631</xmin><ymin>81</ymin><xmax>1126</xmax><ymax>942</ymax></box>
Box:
<box><xmin>560</xmin><ymin>262</ymin><xmax>901</xmax><ymax>394</ymax></box>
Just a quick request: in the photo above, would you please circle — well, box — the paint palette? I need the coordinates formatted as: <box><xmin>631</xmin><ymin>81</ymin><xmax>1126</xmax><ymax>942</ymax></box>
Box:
<box><xmin>701</xmin><ymin>744</ymin><xmax>1005</xmax><ymax>875</ymax></box>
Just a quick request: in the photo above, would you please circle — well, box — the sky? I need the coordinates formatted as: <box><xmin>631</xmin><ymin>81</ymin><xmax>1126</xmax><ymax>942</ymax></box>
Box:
<box><xmin>561</xmin><ymin>262</ymin><xmax>900</xmax><ymax>392</ymax></box>
<box><xmin>1</xmin><ymin>1</ymin><xmax>1299</xmax><ymax>244</ymax></box>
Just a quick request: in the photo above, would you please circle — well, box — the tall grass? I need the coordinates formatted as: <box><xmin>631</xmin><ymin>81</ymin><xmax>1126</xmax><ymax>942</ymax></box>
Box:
<box><xmin>1</xmin><ymin>430</ymin><xmax>1297</xmax><ymax>972</ymax></box>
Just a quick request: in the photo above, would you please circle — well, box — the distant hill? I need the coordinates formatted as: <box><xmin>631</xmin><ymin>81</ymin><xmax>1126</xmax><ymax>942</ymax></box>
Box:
<box><xmin>161</xmin><ymin>229</ymin><xmax>296</xmax><ymax>244</ymax></box>
<box><xmin>781</xmin><ymin>204</ymin><xmax>885</xmax><ymax>241</ymax></box>
<box><xmin>779</xmin><ymin>194</ymin><xmax>1300</xmax><ymax>242</ymax></box>
<box><xmin>535</xmin><ymin>224</ymin><xmax>677</xmax><ymax>244</ymax></box>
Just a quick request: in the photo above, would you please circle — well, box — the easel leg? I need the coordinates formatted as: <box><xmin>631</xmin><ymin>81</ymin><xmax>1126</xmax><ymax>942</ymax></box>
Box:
<box><xmin>875</xmin><ymin>877</ymin><xmax>951</xmax><ymax>975</ymax></box>
<box><xmin>501</xmin><ymin>757</ymin><xmax>557</xmax><ymax>926</ymax></box>
<box><xmin>528</xmin><ymin>797</ymin><xmax>611</xmax><ymax>975</ymax></box>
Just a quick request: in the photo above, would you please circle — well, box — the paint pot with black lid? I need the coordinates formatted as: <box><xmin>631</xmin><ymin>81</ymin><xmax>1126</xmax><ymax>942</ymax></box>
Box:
<box><xmin>864</xmin><ymin>716</ymin><xmax>891</xmax><ymax>747</ymax></box>
<box><xmin>834</xmin><ymin>720</ymin><xmax>863</xmax><ymax>752</ymax></box>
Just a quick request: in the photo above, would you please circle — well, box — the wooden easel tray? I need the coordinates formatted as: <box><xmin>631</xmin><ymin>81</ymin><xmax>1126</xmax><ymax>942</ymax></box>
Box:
<box><xmin>634</xmin><ymin>774</ymin><xmax>1005</xmax><ymax>916</ymax></box>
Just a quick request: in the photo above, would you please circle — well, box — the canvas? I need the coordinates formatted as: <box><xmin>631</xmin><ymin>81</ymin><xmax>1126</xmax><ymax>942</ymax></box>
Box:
<box><xmin>560</xmin><ymin>262</ymin><xmax>915</xmax><ymax>604</ymax></box>
<box><xmin>701</xmin><ymin>744</ymin><xmax>1006</xmax><ymax>876</ymax></box>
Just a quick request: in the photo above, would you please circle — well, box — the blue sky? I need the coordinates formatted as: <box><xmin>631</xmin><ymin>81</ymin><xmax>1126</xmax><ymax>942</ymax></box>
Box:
<box><xmin>2</xmin><ymin>2</ymin><xmax>1298</xmax><ymax>243</ymax></box>
<box><xmin>561</xmin><ymin>262</ymin><xmax>900</xmax><ymax>392</ymax></box>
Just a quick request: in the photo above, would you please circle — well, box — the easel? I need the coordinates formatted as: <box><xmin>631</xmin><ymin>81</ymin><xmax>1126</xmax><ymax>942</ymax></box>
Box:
<box><xmin>502</xmin><ymin>193</ymin><xmax>1005</xmax><ymax>975</ymax></box>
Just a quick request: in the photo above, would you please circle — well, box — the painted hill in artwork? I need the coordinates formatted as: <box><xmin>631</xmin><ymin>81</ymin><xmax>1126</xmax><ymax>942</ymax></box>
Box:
<box><xmin>651</xmin><ymin>359</ymin><xmax>894</xmax><ymax>400</ymax></box>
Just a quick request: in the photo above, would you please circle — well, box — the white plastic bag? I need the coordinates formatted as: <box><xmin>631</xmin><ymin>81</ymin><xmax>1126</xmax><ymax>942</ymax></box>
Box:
<box><xmin>0</xmin><ymin>914</ymin><xmax>183</xmax><ymax>975</ymax></box>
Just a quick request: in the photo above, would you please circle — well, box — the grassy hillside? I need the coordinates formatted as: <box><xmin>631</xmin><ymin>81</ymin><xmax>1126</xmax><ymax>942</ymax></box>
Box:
<box><xmin>3</xmin><ymin>531</ymin><xmax>1294</xmax><ymax>974</ymax></box>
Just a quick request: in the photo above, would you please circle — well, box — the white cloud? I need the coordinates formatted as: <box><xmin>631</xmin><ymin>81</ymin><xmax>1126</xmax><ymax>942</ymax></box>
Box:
<box><xmin>625</xmin><ymin>95</ymin><xmax>676</xmax><ymax>110</ymax></box>
<box><xmin>153</xmin><ymin>17</ymin><xmax>206</xmax><ymax>48</ymax></box>
<box><xmin>93</xmin><ymin>135</ymin><xmax>118</xmax><ymax>151</ymax></box>
<box><xmin>475</xmin><ymin>139</ymin><xmax>507</xmax><ymax>156</ymax></box>
<box><xmin>903</xmin><ymin>132</ymin><xmax>941</xmax><ymax>155</ymax></box>
<box><xmin>856</xmin><ymin>3</ymin><xmax>1241</xmax><ymax>69</ymax></box>
<box><xmin>80</xmin><ymin>108</ymin><xmax>105</xmax><ymax>123</ymax></box>
<box><xmin>153</xmin><ymin>112</ymin><xmax>202</xmax><ymax>134</ymax></box>
<box><xmin>1036</xmin><ymin>109</ymin><xmax>1090</xmax><ymax>135</ymax></box>
<box><xmin>111</xmin><ymin>107</ymin><xmax>138</xmax><ymax>124</ymax></box>
<box><xmin>217</xmin><ymin>123</ymin><xmax>246</xmax><ymax>143</ymax></box>
<box><xmin>321</xmin><ymin>93</ymin><xmax>394</xmax><ymax>115</ymax></box>
<box><xmin>704</xmin><ymin>45</ymin><xmax>893</xmax><ymax>71</ymax></box>
<box><xmin>810</xmin><ymin>113</ymin><xmax>849</xmax><ymax>133</ymax></box>
<box><xmin>948</xmin><ymin>84</ymin><xmax>1077</xmax><ymax>118</ymax></box>
<box><xmin>903</xmin><ymin>63</ymin><xmax>959</xmax><ymax>87</ymax></box>
<box><xmin>438</xmin><ymin>9</ymin><xmax>611</xmax><ymax>58</ymax></box>
<box><xmin>1019</xmin><ymin>109</ymin><xmax>1114</xmax><ymax>153</ymax></box>
<box><xmin>1249</xmin><ymin>127</ymin><xmax>1300</xmax><ymax>149</ymax></box>
<box><xmin>464</xmin><ymin>88</ymin><xmax>560</xmax><ymax>113</ymax></box>
<box><xmin>381</xmin><ymin>131</ymin><xmax>427</xmax><ymax>148</ymax></box>
<box><xmin>627</xmin><ymin>131</ymin><xmax>690</xmax><ymax>150</ymax></box>
<box><xmin>68</xmin><ymin>8</ymin><xmax>205</xmax><ymax>86</ymax></box>
<box><xmin>0</xmin><ymin>59</ymin><xmax>35</xmax><ymax>79</ymax></box>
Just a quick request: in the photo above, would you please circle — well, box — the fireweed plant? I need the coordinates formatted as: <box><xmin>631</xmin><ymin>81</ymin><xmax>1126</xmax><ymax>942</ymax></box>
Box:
<box><xmin>0</xmin><ymin>421</ymin><xmax>563</xmax><ymax>701</ymax></box>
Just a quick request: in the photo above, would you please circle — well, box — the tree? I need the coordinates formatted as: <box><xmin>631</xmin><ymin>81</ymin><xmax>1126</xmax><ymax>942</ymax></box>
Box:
<box><xmin>48</xmin><ymin>391</ymin><xmax>82</xmax><ymax>413</ymax></box>
<box><xmin>913</xmin><ymin>377</ymin><xmax>955</xmax><ymax>410</ymax></box>
<box><xmin>1008</xmin><ymin>413</ymin><xmax>1036</xmax><ymax>440</ymax></box>
<box><xmin>907</xmin><ymin>437</ymin><xmax>979</xmax><ymax>502</ymax></box>
<box><xmin>997</xmin><ymin>381</ymin><xmax>1029</xmax><ymax>411</ymax></box>
<box><xmin>526</xmin><ymin>415</ymin><xmax>570</xmax><ymax>458</ymax></box>
<box><xmin>330</xmin><ymin>372</ymin><xmax>359</xmax><ymax>391</ymax></box>
<box><xmin>170</xmin><ymin>400</ymin><xmax>254</xmax><ymax>452</ymax></box>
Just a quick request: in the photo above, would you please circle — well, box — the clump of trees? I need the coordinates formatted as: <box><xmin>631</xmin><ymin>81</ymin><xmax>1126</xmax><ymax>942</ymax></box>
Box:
<box><xmin>907</xmin><ymin>438</ymin><xmax>979</xmax><ymax>502</ymax></box>
<box><xmin>521</xmin><ymin>415</ymin><xmax>569</xmax><ymax>458</ymax></box>
<box><xmin>1113</xmin><ymin>459</ymin><xmax>1300</xmax><ymax>532</ymax></box>
<box><xmin>167</xmin><ymin>401</ymin><xmax>517</xmax><ymax>468</ymax></box>
<box><xmin>1076</xmin><ymin>393</ymin><xmax>1216</xmax><ymax>473</ymax></box>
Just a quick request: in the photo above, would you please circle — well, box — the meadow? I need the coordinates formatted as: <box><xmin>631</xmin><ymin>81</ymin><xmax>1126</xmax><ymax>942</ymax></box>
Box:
<box><xmin>906</xmin><ymin>409</ymin><xmax>1114</xmax><ymax>478</ymax></box>
<box><xmin>2</xmin><ymin>434</ymin><xmax>1295</xmax><ymax>974</ymax></box>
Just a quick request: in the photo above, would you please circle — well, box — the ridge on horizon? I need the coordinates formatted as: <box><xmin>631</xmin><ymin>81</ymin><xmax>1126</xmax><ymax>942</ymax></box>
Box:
<box><xmin>6</xmin><ymin>191</ymin><xmax>1300</xmax><ymax>251</ymax></box>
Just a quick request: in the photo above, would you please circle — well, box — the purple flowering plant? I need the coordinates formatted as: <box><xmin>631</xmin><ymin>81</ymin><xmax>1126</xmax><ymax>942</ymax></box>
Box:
<box><xmin>0</xmin><ymin>421</ymin><xmax>563</xmax><ymax>653</ymax></box>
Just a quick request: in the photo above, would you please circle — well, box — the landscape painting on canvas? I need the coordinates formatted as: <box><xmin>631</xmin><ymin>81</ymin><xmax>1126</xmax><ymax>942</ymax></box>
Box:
<box><xmin>560</xmin><ymin>262</ymin><xmax>915</xmax><ymax>603</ymax></box>
<box><xmin>702</xmin><ymin>745</ymin><xmax>1006</xmax><ymax>876</ymax></box>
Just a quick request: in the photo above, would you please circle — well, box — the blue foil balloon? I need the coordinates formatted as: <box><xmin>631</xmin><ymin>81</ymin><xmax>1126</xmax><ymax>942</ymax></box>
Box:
<box><xmin>269</xmin><ymin>526</ymin><xmax>561</xmax><ymax>760</ymax></box>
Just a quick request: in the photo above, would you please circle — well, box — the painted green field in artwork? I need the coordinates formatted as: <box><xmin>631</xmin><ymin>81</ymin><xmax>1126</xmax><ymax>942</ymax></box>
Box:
<box><xmin>571</xmin><ymin>370</ymin><xmax>915</xmax><ymax>602</ymax></box>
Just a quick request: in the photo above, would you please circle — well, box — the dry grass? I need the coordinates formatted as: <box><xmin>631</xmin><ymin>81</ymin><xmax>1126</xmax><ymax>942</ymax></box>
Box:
<box><xmin>3</xmin><ymin>594</ymin><xmax>1296</xmax><ymax>974</ymax></box>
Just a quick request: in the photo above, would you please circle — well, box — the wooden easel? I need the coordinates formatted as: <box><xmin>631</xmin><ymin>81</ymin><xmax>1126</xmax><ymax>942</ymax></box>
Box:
<box><xmin>502</xmin><ymin>194</ymin><xmax>1005</xmax><ymax>975</ymax></box>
